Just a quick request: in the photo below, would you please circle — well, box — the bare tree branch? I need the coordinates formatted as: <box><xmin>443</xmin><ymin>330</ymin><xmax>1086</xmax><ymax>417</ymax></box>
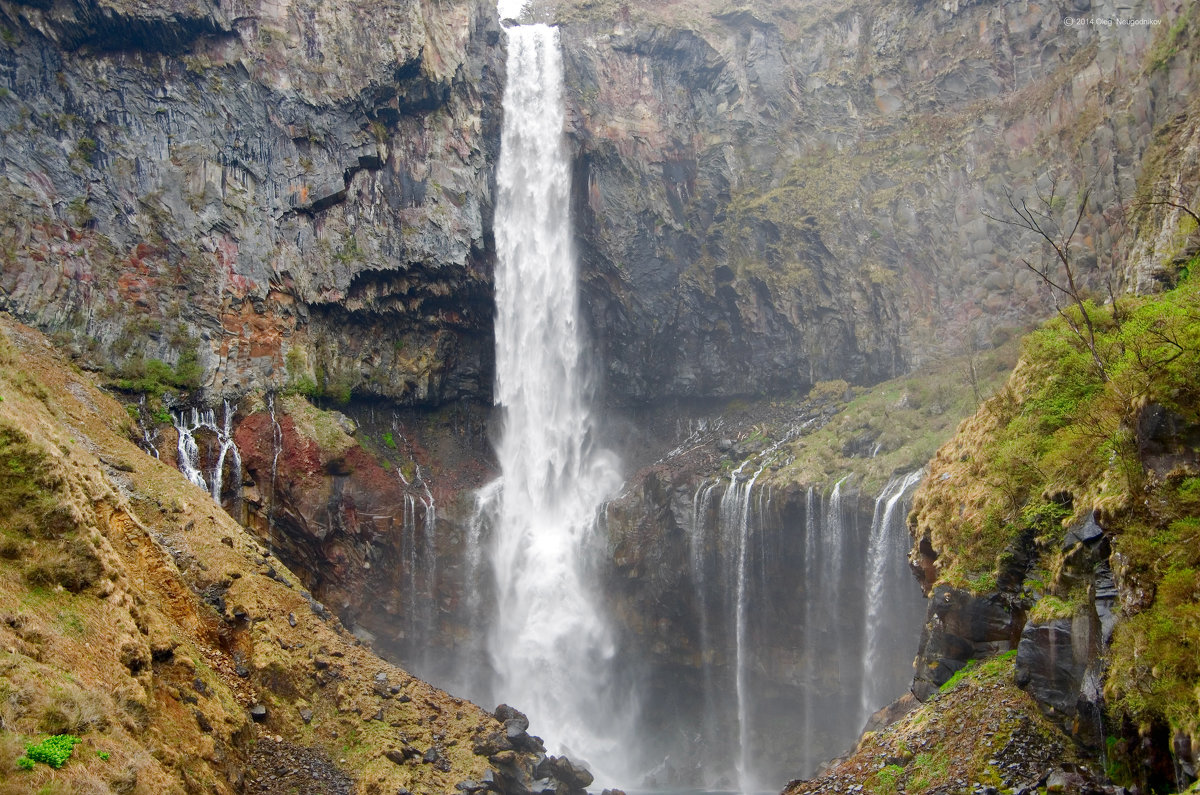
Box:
<box><xmin>983</xmin><ymin>182</ymin><xmax>1108</xmax><ymax>380</ymax></box>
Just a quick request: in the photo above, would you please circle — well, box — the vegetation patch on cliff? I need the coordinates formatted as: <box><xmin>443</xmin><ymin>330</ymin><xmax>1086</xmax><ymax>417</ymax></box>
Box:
<box><xmin>909</xmin><ymin>264</ymin><xmax>1200</xmax><ymax>760</ymax></box>
<box><xmin>784</xmin><ymin>652</ymin><xmax>1084</xmax><ymax>795</ymax></box>
<box><xmin>763</xmin><ymin>337</ymin><xmax>1019</xmax><ymax>494</ymax></box>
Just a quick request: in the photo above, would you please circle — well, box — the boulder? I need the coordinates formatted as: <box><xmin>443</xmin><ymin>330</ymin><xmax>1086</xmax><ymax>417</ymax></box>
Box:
<box><xmin>912</xmin><ymin>586</ymin><xmax>1024</xmax><ymax>700</ymax></box>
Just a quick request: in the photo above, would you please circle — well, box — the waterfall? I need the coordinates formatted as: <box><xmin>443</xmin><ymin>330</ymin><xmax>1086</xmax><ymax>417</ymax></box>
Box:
<box><xmin>860</xmin><ymin>469</ymin><xmax>924</xmax><ymax>722</ymax></box>
<box><xmin>485</xmin><ymin>21</ymin><xmax>624</xmax><ymax>776</ymax></box>
<box><xmin>689</xmin><ymin>478</ymin><xmax>721</xmax><ymax>762</ymax></box>
<box><xmin>174</xmin><ymin>408</ymin><xmax>207</xmax><ymax>490</ymax></box>
<box><xmin>670</xmin><ymin>467</ymin><xmax>928</xmax><ymax>789</ymax></box>
<box><xmin>173</xmin><ymin>402</ymin><xmax>241</xmax><ymax>503</ymax></box>
<box><xmin>801</xmin><ymin>485</ymin><xmax>821</xmax><ymax>775</ymax></box>
<box><xmin>718</xmin><ymin>460</ymin><xmax>767</xmax><ymax>794</ymax></box>
<box><xmin>822</xmin><ymin>475</ymin><xmax>851</xmax><ymax>689</ymax></box>
<box><xmin>210</xmin><ymin>401</ymin><xmax>242</xmax><ymax>503</ymax></box>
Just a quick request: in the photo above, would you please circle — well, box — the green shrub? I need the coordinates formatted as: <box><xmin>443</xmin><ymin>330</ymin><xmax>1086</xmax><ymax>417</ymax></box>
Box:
<box><xmin>19</xmin><ymin>734</ymin><xmax>81</xmax><ymax>769</ymax></box>
<box><xmin>382</xmin><ymin>432</ymin><xmax>396</xmax><ymax>449</ymax></box>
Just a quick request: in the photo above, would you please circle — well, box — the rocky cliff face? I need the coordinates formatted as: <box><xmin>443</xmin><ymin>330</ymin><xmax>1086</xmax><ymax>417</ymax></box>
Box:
<box><xmin>0</xmin><ymin>0</ymin><xmax>502</xmax><ymax>405</ymax></box>
<box><xmin>558</xmin><ymin>0</ymin><xmax>1191</xmax><ymax>403</ymax></box>
<box><xmin>4</xmin><ymin>0</ymin><xmax>1199</xmax><ymax>789</ymax></box>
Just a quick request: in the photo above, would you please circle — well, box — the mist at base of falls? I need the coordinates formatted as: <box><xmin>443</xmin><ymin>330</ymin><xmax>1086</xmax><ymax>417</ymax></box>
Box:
<box><xmin>382</xmin><ymin>460</ymin><xmax>928</xmax><ymax>793</ymax></box>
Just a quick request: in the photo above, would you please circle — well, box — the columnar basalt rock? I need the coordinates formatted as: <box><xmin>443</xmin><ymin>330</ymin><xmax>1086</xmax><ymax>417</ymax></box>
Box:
<box><xmin>0</xmin><ymin>0</ymin><xmax>504</xmax><ymax>404</ymax></box>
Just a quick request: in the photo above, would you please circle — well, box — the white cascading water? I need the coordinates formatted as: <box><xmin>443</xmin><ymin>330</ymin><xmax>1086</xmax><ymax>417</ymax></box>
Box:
<box><xmin>801</xmin><ymin>485</ymin><xmax>821</xmax><ymax>773</ymax></box>
<box><xmin>175</xmin><ymin>408</ymin><xmax>208</xmax><ymax>490</ymax></box>
<box><xmin>487</xmin><ymin>19</ymin><xmax>624</xmax><ymax>776</ymax></box>
<box><xmin>719</xmin><ymin>459</ymin><xmax>767</xmax><ymax>795</ymax></box>
<box><xmin>673</xmin><ymin>467</ymin><xmax>927</xmax><ymax>788</ymax></box>
<box><xmin>173</xmin><ymin>401</ymin><xmax>241</xmax><ymax>501</ymax></box>
<box><xmin>860</xmin><ymin>469</ymin><xmax>925</xmax><ymax>723</ymax></box>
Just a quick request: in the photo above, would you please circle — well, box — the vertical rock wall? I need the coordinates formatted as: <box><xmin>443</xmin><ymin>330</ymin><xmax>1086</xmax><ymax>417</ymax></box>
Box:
<box><xmin>558</xmin><ymin>0</ymin><xmax>1196</xmax><ymax>403</ymax></box>
<box><xmin>0</xmin><ymin>0</ymin><xmax>504</xmax><ymax>404</ymax></box>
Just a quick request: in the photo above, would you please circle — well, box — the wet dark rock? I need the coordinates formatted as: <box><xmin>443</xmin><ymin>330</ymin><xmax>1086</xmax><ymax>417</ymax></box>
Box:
<box><xmin>547</xmin><ymin>755</ymin><xmax>594</xmax><ymax>790</ymax></box>
<box><xmin>913</xmin><ymin>586</ymin><xmax>1025</xmax><ymax>701</ymax></box>
<box><xmin>249</xmin><ymin>704</ymin><xmax>267</xmax><ymax>722</ymax></box>
<box><xmin>494</xmin><ymin>704</ymin><xmax>528</xmax><ymax>730</ymax></box>
<box><xmin>1015</xmin><ymin>619</ymin><xmax>1091</xmax><ymax>715</ymax></box>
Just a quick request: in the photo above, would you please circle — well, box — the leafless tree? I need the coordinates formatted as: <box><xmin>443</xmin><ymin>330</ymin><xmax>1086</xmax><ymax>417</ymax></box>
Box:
<box><xmin>984</xmin><ymin>173</ymin><xmax>1109</xmax><ymax>381</ymax></box>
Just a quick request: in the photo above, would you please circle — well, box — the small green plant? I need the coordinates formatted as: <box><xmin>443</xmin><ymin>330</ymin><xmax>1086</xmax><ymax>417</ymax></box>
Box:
<box><xmin>72</xmin><ymin>138</ymin><xmax>97</xmax><ymax>165</ymax></box>
<box><xmin>18</xmin><ymin>734</ymin><xmax>82</xmax><ymax>770</ymax></box>
<box><xmin>869</xmin><ymin>763</ymin><xmax>904</xmax><ymax>795</ymax></box>
<box><xmin>939</xmin><ymin>659</ymin><xmax>977</xmax><ymax>693</ymax></box>
<box><xmin>382</xmin><ymin>432</ymin><xmax>396</xmax><ymax>449</ymax></box>
<box><xmin>96</xmin><ymin>750</ymin><xmax>109</xmax><ymax>761</ymax></box>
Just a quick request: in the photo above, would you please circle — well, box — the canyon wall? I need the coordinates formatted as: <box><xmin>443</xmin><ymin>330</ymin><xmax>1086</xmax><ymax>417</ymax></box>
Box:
<box><xmin>559</xmin><ymin>0</ymin><xmax>1194</xmax><ymax>403</ymax></box>
<box><xmin>0</xmin><ymin>0</ymin><xmax>503</xmax><ymax>405</ymax></box>
<box><xmin>2</xmin><ymin>0</ymin><xmax>1199</xmax><ymax>788</ymax></box>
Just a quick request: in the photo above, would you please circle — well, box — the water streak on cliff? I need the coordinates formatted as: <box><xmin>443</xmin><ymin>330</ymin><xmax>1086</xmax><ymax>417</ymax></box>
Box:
<box><xmin>861</xmin><ymin>469</ymin><xmax>925</xmax><ymax>723</ymax></box>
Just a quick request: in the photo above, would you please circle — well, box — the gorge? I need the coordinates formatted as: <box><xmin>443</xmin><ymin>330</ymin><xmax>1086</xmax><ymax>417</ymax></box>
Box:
<box><xmin>1</xmin><ymin>0</ymin><xmax>1199</xmax><ymax>792</ymax></box>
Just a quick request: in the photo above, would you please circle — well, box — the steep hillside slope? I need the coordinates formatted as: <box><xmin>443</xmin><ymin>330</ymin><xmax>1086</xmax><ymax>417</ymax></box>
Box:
<box><xmin>0</xmin><ymin>314</ymin><xmax>574</xmax><ymax>794</ymax></box>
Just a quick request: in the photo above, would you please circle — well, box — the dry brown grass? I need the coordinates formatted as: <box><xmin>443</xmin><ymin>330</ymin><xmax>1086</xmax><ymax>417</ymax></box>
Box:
<box><xmin>0</xmin><ymin>316</ymin><xmax>506</xmax><ymax>794</ymax></box>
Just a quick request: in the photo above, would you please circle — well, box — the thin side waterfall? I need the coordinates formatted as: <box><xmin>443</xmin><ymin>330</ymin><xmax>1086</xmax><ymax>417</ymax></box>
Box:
<box><xmin>675</xmin><ymin>469</ymin><xmax>927</xmax><ymax>789</ymax></box>
<box><xmin>822</xmin><ymin>475</ymin><xmax>851</xmax><ymax>684</ymax></box>
<box><xmin>174</xmin><ymin>408</ymin><xmax>207</xmax><ymax>489</ymax></box>
<box><xmin>718</xmin><ymin>459</ymin><xmax>767</xmax><ymax>794</ymax></box>
<box><xmin>210</xmin><ymin>401</ymin><xmax>242</xmax><ymax>504</ymax></box>
<box><xmin>860</xmin><ymin>469</ymin><xmax>925</xmax><ymax>722</ymax></box>
<box><xmin>486</xmin><ymin>20</ymin><xmax>624</xmax><ymax>777</ymax></box>
<box><xmin>801</xmin><ymin>485</ymin><xmax>821</xmax><ymax>774</ymax></box>
<box><xmin>689</xmin><ymin>479</ymin><xmax>720</xmax><ymax>763</ymax></box>
<box><xmin>173</xmin><ymin>402</ymin><xmax>241</xmax><ymax>503</ymax></box>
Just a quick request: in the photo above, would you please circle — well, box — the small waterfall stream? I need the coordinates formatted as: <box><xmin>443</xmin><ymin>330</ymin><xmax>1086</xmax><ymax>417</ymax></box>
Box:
<box><xmin>677</xmin><ymin>468</ymin><xmax>926</xmax><ymax>789</ymax></box>
<box><xmin>861</xmin><ymin>469</ymin><xmax>925</xmax><ymax>723</ymax></box>
<box><xmin>172</xmin><ymin>401</ymin><xmax>241</xmax><ymax>506</ymax></box>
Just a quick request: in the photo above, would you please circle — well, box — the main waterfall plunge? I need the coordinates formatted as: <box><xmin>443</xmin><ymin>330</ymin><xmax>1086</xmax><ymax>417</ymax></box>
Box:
<box><xmin>374</xmin><ymin>19</ymin><xmax>929</xmax><ymax>794</ymax></box>
<box><xmin>486</xmin><ymin>21</ymin><xmax>626</xmax><ymax>777</ymax></box>
<box><xmin>160</xmin><ymin>16</ymin><xmax>933</xmax><ymax>791</ymax></box>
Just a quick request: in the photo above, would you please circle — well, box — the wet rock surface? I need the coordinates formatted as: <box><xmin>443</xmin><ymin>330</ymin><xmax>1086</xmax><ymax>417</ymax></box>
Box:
<box><xmin>912</xmin><ymin>586</ymin><xmax>1025</xmax><ymax>701</ymax></box>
